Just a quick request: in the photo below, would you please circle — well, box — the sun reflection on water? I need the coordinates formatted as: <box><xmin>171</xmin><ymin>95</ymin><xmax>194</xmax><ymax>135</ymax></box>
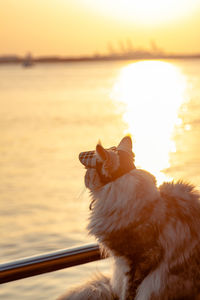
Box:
<box><xmin>112</xmin><ymin>60</ymin><xmax>187</xmax><ymax>183</ymax></box>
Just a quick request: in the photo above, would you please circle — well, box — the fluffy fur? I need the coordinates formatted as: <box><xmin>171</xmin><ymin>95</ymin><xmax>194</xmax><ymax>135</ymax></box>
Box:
<box><xmin>59</xmin><ymin>138</ymin><xmax>200</xmax><ymax>300</ymax></box>
<box><xmin>57</xmin><ymin>273</ymin><xmax>116</xmax><ymax>300</ymax></box>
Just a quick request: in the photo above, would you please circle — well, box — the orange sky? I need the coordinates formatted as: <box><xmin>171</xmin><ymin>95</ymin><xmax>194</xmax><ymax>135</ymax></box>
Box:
<box><xmin>1</xmin><ymin>0</ymin><xmax>200</xmax><ymax>57</ymax></box>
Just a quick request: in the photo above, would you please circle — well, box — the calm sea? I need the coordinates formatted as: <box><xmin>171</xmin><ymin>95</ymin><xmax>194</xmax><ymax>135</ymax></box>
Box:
<box><xmin>0</xmin><ymin>59</ymin><xmax>200</xmax><ymax>299</ymax></box>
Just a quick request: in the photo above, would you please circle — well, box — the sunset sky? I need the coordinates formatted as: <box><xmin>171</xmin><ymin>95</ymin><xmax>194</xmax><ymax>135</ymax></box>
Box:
<box><xmin>1</xmin><ymin>0</ymin><xmax>200</xmax><ymax>57</ymax></box>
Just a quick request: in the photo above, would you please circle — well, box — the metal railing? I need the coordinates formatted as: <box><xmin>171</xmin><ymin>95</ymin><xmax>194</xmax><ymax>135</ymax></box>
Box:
<box><xmin>0</xmin><ymin>244</ymin><xmax>102</xmax><ymax>284</ymax></box>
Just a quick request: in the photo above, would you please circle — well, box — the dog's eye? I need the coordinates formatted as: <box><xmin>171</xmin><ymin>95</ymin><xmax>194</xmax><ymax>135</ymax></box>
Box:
<box><xmin>96</xmin><ymin>160</ymin><xmax>103</xmax><ymax>174</ymax></box>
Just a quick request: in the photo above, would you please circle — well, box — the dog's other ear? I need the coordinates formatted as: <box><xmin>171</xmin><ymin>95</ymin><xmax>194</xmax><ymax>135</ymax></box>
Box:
<box><xmin>96</xmin><ymin>144</ymin><xmax>109</xmax><ymax>162</ymax></box>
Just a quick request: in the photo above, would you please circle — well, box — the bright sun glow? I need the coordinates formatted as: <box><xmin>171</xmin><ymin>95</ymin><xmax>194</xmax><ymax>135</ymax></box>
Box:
<box><xmin>83</xmin><ymin>0</ymin><xmax>199</xmax><ymax>25</ymax></box>
<box><xmin>112</xmin><ymin>61</ymin><xmax>187</xmax><ymax>183</ymax></box>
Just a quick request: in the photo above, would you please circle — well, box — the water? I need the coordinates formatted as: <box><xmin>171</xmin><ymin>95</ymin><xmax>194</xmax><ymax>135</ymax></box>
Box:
<box><xmin>0</xmin><ymin>59</ymin><xmax>200</xmax><ymax>299</ymax></box>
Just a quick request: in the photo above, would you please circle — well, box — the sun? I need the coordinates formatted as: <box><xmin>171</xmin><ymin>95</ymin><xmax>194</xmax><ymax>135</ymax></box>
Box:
<box><xmin>111</xmin><ymin>60</ymin><xmax>187</xmax><ymax>183</ymax></box>
<box><xmin>83</xmin><ymin>0</ymin><xmax>199</xmax><ymax>25</ymax></box>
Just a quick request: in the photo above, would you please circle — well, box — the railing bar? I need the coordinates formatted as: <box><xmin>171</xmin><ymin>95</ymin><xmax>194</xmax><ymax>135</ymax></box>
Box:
<box><xmin>0</xmin><ymin>244</ymin><xmax>100</xmax><ymax>270</ymax></box>
<box><xmin>0</xmin><ymin>244</ymin><xmax>103</xmax><ymax>284</ymax></box>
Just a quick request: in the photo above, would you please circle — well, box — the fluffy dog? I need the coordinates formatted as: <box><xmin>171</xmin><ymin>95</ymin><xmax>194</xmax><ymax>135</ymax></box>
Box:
<box><xmin>58</xmin><ymin>136</ymin><xmax>200</xmax><ymax>300</ymax></box>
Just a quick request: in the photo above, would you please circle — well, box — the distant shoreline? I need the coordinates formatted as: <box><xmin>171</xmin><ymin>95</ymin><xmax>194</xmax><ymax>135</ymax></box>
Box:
<box><xmin>1</xmin><ymin>53</ymin><xmax>200</xmax><ymax>64</ymax></box>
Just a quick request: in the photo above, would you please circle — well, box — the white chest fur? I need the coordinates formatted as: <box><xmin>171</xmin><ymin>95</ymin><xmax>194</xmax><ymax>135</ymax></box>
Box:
<box><xmin>111</xmin><ymin>256</ymin><xmax>130</xmax><ymax>300</ymax></box>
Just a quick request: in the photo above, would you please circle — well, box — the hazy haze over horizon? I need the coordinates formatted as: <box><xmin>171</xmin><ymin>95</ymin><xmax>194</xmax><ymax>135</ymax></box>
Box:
<box><xmin>1</xmin><ymin>0</ymin><xmax>200</xmax><ymax>57</ymax></box>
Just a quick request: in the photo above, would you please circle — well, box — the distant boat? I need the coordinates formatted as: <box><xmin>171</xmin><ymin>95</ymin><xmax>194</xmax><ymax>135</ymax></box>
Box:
<box><xmin>22</xmin><ymin>53</ymin><xmax>34</xmax><ymax>67</ymax></box>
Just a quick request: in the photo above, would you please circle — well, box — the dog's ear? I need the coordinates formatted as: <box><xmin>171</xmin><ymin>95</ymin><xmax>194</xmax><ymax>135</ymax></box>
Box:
<box><xmin>117</xmin><ymin>135</ymin><xmax>132</xmax><ymax>152</ymax></box>
<box><xmin>96</xmin><ymin>144</ymin><xmax>109</xmax><ymax>162</ymax></box>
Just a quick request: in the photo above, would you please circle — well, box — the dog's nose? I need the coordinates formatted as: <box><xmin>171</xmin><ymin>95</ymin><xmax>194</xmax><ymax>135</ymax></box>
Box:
<box><xmin>79</xmin><ymin>150</ymin><xmax>97</xmax><ymax>168</ymax></box>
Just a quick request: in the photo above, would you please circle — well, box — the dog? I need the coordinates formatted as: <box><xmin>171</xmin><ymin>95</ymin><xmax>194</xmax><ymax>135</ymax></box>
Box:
<box><xmin>58</xmin><ymin>136</ymin><xmax>200</xmax><ymax>300</ymax></box>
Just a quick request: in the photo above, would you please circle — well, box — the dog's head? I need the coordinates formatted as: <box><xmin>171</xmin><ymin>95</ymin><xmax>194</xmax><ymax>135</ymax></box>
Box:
<box><xmin>79</xmin><ymin>136</ymin><xmax>136</xmax><ymax>189</ymax></box>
